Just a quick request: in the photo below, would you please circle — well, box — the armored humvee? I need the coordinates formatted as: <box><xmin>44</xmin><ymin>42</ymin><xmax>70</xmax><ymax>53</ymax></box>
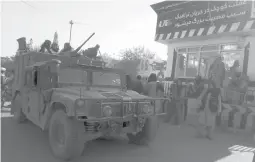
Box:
<box><xmin>11</xmin><ymin>37</ymin><xmax>167</xmax><ymax>160</ymax></box>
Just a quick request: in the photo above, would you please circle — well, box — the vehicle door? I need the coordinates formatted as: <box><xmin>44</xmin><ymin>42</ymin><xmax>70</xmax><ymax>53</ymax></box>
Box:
<box><xmin>23</xmin><ymin>66</ymin><xmax>42</xmax><ymax>125</ymax></box>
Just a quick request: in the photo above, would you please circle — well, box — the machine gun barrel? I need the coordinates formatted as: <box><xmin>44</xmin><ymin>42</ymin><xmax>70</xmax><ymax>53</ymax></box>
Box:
<box><xmin>74</xmin><ymin>32</ymin><xmax>95</xmax><ymax>53</ymax></box>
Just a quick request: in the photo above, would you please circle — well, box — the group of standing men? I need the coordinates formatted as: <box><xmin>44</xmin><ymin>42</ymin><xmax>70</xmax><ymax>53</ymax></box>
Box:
<box><xmin>130</xmin><ymin>55</ymin><xmax>242</xmax><ymax>140</ymax></box>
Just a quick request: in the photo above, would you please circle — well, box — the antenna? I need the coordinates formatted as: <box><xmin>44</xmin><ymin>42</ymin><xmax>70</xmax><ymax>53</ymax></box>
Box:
<box><xmin>69</xmin><ymin>20</ymin><xmax>89</xmax><ymax>44</ymax></box>
<box><xmin>69</xmin><ymin>20</ymin><xmax>74</xmax><ymax>44</ymax></box>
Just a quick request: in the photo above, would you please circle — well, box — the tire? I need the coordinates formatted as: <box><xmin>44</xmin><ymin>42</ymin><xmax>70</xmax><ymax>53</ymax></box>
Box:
<box><xmin>48</xmin><ymin>110</ymin><xmax>85</xmax><ymax>161</ymax></box>
<box><xmin>127</xmin><ymin>116</ymin><xmax>159</xmax><ymax>145</ymax></box>
<box><xmin>12</xmin><ymin>94</ymin><xmax>26</xmax><ymax>123</ymax></box>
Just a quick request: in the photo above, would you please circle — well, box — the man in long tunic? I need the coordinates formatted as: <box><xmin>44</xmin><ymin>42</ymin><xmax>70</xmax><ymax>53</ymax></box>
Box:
<box><xmin>196</xmin><ymin>56</ymin><xmax>225</xmax><ymax>139</ymax></box>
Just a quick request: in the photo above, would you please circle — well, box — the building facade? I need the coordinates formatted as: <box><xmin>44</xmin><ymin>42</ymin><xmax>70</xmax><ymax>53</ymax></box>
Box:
<box><xmin>151</xmin><ymin>1</ymin><xmax>255</xmax><ymax>80</ymax></box>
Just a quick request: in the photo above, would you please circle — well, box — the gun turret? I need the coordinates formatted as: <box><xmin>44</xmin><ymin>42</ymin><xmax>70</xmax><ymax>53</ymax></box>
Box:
<box><xmin>74</xmin><ymin>32</ymin><xmax>95</xmax><ymax>53</ymax></box>
<box><xmin>59</xmin><ymin>32</ymin><xmax>95</xmax><ymax>57</ymax></box>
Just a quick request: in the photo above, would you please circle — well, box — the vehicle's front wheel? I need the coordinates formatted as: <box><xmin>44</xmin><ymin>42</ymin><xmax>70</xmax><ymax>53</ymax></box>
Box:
<box><xmin>127</xmin><ymin>116</ymin><xmax>159</xmax><ymax>145</ymax></box>
<box><xmin>49</xmin><ymin>110</ymin><xmax>85</xmax><ymax>161</ymax></box>
<box><xmin>12</xmin><ymin>94</ymin><xmax>26</xmax><ymax>123</ymax></box>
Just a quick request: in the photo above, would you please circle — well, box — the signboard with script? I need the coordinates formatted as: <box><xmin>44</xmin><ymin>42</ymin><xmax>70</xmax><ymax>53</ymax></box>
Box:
<box><xmin>151</xmin><ymin>1</ymin><xmax>255</xmax><ymax>41</ymax></box>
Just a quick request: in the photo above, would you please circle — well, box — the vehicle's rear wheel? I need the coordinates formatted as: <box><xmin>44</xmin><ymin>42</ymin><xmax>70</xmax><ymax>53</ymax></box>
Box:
<box><xmin>49</xmin><ymin>110</ymin><xmax>85</xmax><ymax>161</ymax></box>
<box><xmin>12</xmin><ymin>94</ymin><xmax>26</xmax><ymax>123</ymax></box>
<box><xmin>127</xmin><ymin>116</ymin><xmax>159</xmax><ymax>145</ymax></box>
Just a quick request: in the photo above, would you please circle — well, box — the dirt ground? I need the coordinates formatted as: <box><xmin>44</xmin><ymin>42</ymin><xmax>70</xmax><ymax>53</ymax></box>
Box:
<box><xmin>1</xmin><ymin>105</ymin><xmax>254</xmax><ymax>162</ymax></box>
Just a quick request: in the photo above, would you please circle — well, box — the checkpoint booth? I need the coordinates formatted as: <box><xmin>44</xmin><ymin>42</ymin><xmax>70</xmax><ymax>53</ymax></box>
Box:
<box><xmin>151</xmin><ymin>1</ymin><xmax>255</xmax><ymax>133</ymax></box>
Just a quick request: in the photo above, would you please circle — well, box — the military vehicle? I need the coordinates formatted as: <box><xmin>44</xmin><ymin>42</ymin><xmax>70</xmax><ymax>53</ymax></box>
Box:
<box><xmin>11</xmin><ymin>34</ymin><xmax>167</xmax><ymax>160</ymax></box>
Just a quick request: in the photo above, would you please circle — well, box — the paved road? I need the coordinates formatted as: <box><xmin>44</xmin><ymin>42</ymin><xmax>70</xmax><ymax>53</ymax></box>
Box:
<box><xmin>1</xmin><ymin>107</ymin><xmax>254</xmax><ymax>162</ymax></box>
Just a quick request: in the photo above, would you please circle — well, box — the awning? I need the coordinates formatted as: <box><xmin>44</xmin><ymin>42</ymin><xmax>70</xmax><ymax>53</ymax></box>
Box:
<box><xmin>151</xmin><ymin>1</ymin><xmax>255</xmax><ymax>42</ymax></box>
<box><xmin>155</xmin><ymin>20</ymin><xmax>255</xmax><ymax>41</ymax></box>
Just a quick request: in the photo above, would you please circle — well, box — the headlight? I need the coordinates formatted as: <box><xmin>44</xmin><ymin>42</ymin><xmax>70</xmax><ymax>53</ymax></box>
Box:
<box><xmin>103</xmin><ymin>105</ymin><xmax>112</xmax><ymax>117</ymax></box>
<box><xmin>142</xmin><ymin>104</ymin><xmax>153</xmax><ymax>114</ymax></box>
<box><xmin>76</xmin><ymin>99</ymin><xmax>85</xmax><ymax>107</ymax></box>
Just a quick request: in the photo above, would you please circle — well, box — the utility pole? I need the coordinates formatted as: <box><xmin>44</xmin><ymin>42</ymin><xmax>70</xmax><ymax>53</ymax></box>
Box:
<box><xmin>69</xmin><ymin>20</ymin><xmax>74</xmax><ymax>44</ymax></box>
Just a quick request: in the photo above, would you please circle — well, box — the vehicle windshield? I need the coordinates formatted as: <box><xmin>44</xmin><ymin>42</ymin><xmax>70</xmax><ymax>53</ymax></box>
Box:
<box><xmin>58</xmin><ymin>68</ymin><xmax>87</xmax><ymax>83</ymax></box>
<box><xmin>92</xmin><ymin>71</ymin><xmax>121</xmax><ymax>86</ymax></box>
<box><xmin>58</xmin><ymin>68</ymin><xmax>121</xmax><ymax>87</ymax></box>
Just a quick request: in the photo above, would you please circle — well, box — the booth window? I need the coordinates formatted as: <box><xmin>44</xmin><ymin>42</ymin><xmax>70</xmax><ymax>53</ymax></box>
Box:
<box><xmin>220</xmin><ymin>43</ymin><xmax>244</xmax><ymax>71</ymax></box>
<box><xmin>175</xmin><ymin>52</ymin><xmax>199</xmax><ymax>78</ymax></box>
<box><xmin>188</xmin><ymin>47</ymin><xmax>200</xmax><ymax>53</ymax></box>
<box><xmin>175</xmin><ymin>42</ymin><xmax>244</xmax><ymax>78</ymax></box>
